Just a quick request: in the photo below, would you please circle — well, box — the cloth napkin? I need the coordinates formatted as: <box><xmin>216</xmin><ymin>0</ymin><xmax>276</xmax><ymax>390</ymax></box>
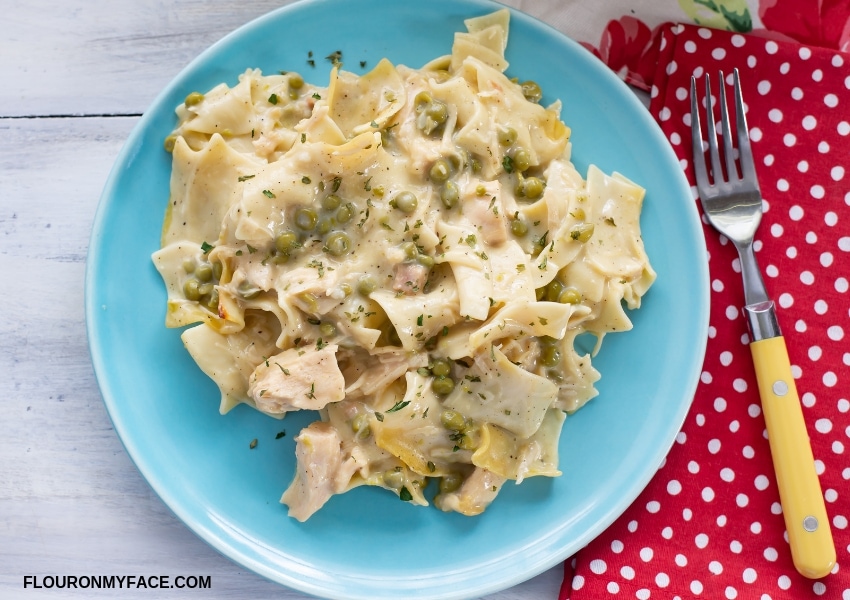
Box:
<box><xmin>561</xmin><ymin>23</ymin><xmax>850</xmax><ymax>599</ymax></box>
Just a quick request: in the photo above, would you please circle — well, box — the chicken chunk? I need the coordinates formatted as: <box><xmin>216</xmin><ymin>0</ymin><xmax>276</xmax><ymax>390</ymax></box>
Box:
<box><xmin>434</xmin><ymin>467</ymin><xmax>506</xmax><ymax>516</ymax></box>
<box><xmin>462</xmin><ymin>180</ymin><xmax>508</xmax><ymax>245</ymax></box>
<box><xmin>281</xmin><ymin>422</ymin><xmax>363</xmax><ymax>522</ymax></box>
<box><xmin>247</xmin><ymin>344</ymin><xmax>345</xmax><ymax>414</ymax></box>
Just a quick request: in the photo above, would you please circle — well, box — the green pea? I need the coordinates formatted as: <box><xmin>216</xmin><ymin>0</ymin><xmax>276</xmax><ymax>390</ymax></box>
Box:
<box><xmin>414</xmin><ymin>91</ymin><xmax>432</xmax><ymax>112</ymax></box>
<box><xmin>288</xmin><ymin>73</ymin><xmax>304</xmax><ymax>89</ymax></box>
<box><xmin>400</xmin><ymin>241</ymin><xmax>418</xmax><ymax>260</ymax></box>
<box><xmin>321</xmin><ymin>194</ymin><xmax>341</xmax><ymax>211</ymax></box>
<box><xmin>521</xmin><ymin>80</ymin><xmax>543</xmax><ymax>103</ymax></box>
<box><xmin>540</xmin><ymin>345</ymin><xmax>561</xmax><ymax>367</ymax></box>
<box><xmin>275</xmin><ymin>231</ymin><xmax>298</xmax><ymax>253</ymax></box>
<box><xmin>357</xmin><ymin>275</ymin><xmax>377</xmax><ymax>296</ymax></box>
<box><xmin>535</xmin><ymin>286</ymin><xmax>546</xmax><ymax>301</ymax></box>
<box><xmin>182</xmin><ymin>258</ymin><xmax>196</xmax><ymax>274</ymax></box>
<box><xmin>392</xmin><ymin>191</ymin><xmax>417</xmax><ymax>214</ymax></box>
<box><xmin>426</xmin><ymin>100</ymin><xmax>448</xmax><ymax>124</ymax></box>
<box><xmin>498</xmin><ymin>126</ymin><xmax>517</xmax><ymax>147</ymax></box>
<box><xmin>521</xmin><ymin>177</ymin><xmax>545</xmax><ymax>200</ymax></box>
<box><xmin>316</xmin><ymin>216</ymin><xmax>333</xmax><ymax>235</ymax></box>
<box><xmin>198</xmin><ymin>282</ymin><xmax>214</xmax><ymax>297</ymax></box>
<box><xmin>163</xmin><ymin>135</ymin><xmax>177</xmax><ymax>153</ymax></box>
<box><xmin>570</xmin><ymin>222</ymin><xmax>595</xmax><ymax>243</ymax></box>
<box><xmin>319</xmin><ymin>322</ymin><xmax>336</xmax><ymax>337</ymax></box>
<box><xmin>429</xmin><ymin>159</ymin><xmax>451</xmax><ymax>183</ymax></box>
<box><xmin>212</xmin><ymin>261</ymin><xmax>223</xmax><ymax>281</ymax></box>
<box><xmin>432</xmin><ymin>376</ymin><xmax>455</xmax><ymax>396</ymax></box>
<box><xmin>546</xmin><ymin>279</ymin><xmax>564</xmax><ymax>302</ymax></box>
<box><xmin>383</xmin><ymin>470</ymin><xmax>404</xmax><ymax>489</ymax></box>
<box><xmin>439</xmin><ymin>473</ymin><xmax>463</xmax><ymax>494</ymax></box>
<box><xmin>440</xmin><ymin>181</ymin><xmax>459</xmax><ymax>209</ymax></box>
<box><xmin>294</xmin><ymin>207</ymin><xmax>318</xmax><ymax>230</ymax></box>
<box><xmin>183</xmin><ymin>279</ymin><xmax>200</xmax><ymax>301</ymax></box>
<box><xmin>457</xmin><ymin>432</ymin><xmax>477</xmax><ymax>451</ymax></box>
<box><xmin>512</xmin><ymin>148</ymin><xmax>531</xmax><ymax>172</ymax></box>
<box><xmin>326</xmin><ymin>231</ymin><xmax>351</xmax><ymax>256</ymax></box>
<box><xmin>204</xmin><ymin>289</ymin><xmax>219</xmax><ymax>311</ymax></box>
<box><xmin>271</xmin><ymin>251</ymin><xmax>290</xmax><ymax>264</ymax></box>
<box><xmin>417</xmin><ymin>254</ymin><xmax>435</xmax><ymax>268</ymax></box>
<box><xmin>559</xmin><ymin>287</ymin><xmax>582</xmax><ymax>304</ymax></box>
<box><xmin>352</xmin><ymin>413</ymin><xmax>371</xmax><ymax>436</ymax></box>
<box><xmin>571</xmin><ymin>207</ymin><xmax>586</xmax><ymax>221</ymax></box>
<box><xmin>510</xmin><ymin>218</ymin><xmax>528</xmax><ymax>237</ymax></box>
<box><xmin>440</xmin><ymin>409</ymin><xmax>465</xmax><ymax>430</ymax></box>
<box><xmin>184</xmin><ymin>91</ymin><xmax>204</xmax><ymax>107</ymax></box>
<box><xmin>339</xmin><ymin>282</ymin><xmax>352</xmax><ymax>296</ymax></box>
<box><xmin>336</xmin><ymin>203</ymin><xmax>354</xmax><ymax>223</ymax></box>
<box><xmin>195</xmin><ymin>264</ymin><xmax>213</xmax><ymax>282</ymax></box>
<box><xmin>431</xmin><ymin>358</ymin><xmax>451</xmax><ymax>377</ymax></box>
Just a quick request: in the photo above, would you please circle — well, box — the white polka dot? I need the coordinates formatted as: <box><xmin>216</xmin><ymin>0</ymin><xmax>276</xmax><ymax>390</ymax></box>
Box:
<box><xmin>589</xmin><ymin>558</ymin><xmax>607</xmax><ymax>574</ymax></box>
<box><xmin>833</xmin><ymin>166</ymin><xmax>846</xmax><ymax>180</ymax></box>
<box><xmin>825</xmin><ymin>93</ymin><xmax>839</xmax><ymax>107</ymax></box>
<box><xmin>750</xmin><ymin>521</ymin><xmax>762</xmax><ymax>534</ymax></box>
<box><xmin>684</xmin><ymin>40</ymin><xmax>697</xmax><ymax>53</ymax></box>
<box><xmin>840</xmin><ymin>399</ymin><xmax>850</xmax><ymax>413</ymax></box>
<box><xmin>621</xmin><ymin>565</ymin><xmax>635</xmax><ymax>579</ymax></box>
<box><xmin>787</xmin><ymin>246</ymin><xmax>797</xmax><ymax>259</ymax></box>
<box><xmin>828</xmin><ymin>325</ymin><xmax>844</xmax><ymax>341</ymax></box>
<box><xmin>674</xmin><ymin>553</ymin><xmax>687</xmax><ymax>567</ymax></box>
<box><xmin>765</xmin><ymin>264</ymin><xmax>778</xmax><ymax>277</ymax></box>
<box><xmin>819</xmin><ymin>140</ymin><xmax>830</xmax><ymax>153</ymax></box>
<box><xmin>778</xmin><ymin>575</ymin><xmax>792</xmax><ymax>590</ymax></box>
<box><xmin>726</xmin><ymin>305</ymin><xmax>739</xmax><ymax>320</ymax></box>
<box><xmin>646</xmin><ymin>501</ymin><xmax>660</xmax><ymax>513</ymax></box>
<box><xmin>777</xmin><ymin>178</ymin><xmax>789</xmax><ymax>191</ymax></box>
<box><xmin>742</xmin><ymin>567</ymin><xmax>757</xmax><ymax>583</ymax></box>
<box><xmin>712</xmin><ymin>278</ymin><xmax>725</xmax><ymax>292</ymax></box>
<box><xmin>824</xmin><ymin>372</ymin><xmax>838</xmax><ymax>387</ymax></box>
<box><xmin>736</xmin><ymin>493</ymin><xmax>749</xmax><ymax>507</ymax></box>
<box><xmin>606</xmin><ymin>581</ymin><xmax>619</xmax><ymax>593</ymax></box>
<box><xmin>789</xmin><ymin>205</ymin><xmax>804</xmax><ymax>220</ymax></box>
<box><xmin>698</xmin><ymin>27</ymin><xmax>712</xmax><ymax>39</ymax></box>
<box><xmin>640</xmin><ymin>547</ymin><xmax>654</xmax><ymax>562</ymax></box>
<box><xmin>636</xmin><ymin>590</ymin><xmax>650</xmax><ymax>600</ymax></box>
<box><xmin>833</xmin><ymin>54</ymin><xmax>845</xmax><ymax>67</ymax></box>
<box><xmin>778</xmin><ymin>292</ymin><xmax>794</xmax><ymax>308</ymax></box>
<box><xmin>726</xmin><ymin>586</ymin><xmax>738</xmax><ymax>599</ymax></box>
<box><xmin>765</xmin><ymin>40</ymin><xmax>778</xmax><ymax>54</ymax></box>
<box><xmin>771</xmin><ymin>223</ymin><xmax>784</xmax><ymax>237</ymax></box>
<box><xmin>701</xmin><ymin>371</ymin><xmax>713</xmax><ymax>384</ymax></box>
<box><xmin>628</xmin><ymin>519</ymin><xmax>638</xmax><ymax>532</ymax></box>
<box><xmin>572</xmin><ymin>574</ymin><xmax>585</xmax><ymax>590</ymax></box>
<box><xmin>666</xmin><ymin>60</ymin><xmax>678</xmax><ymax>75</ymax></box>
<box><xmin>695</xmin><ymin>533</ymin><xmax>709</xmax><ymax>548</ymax></box>
<box><xmin>670</xmin><ymin>131</ymin><xmax>682</xmax><ymax>145</ymax></box>
<box><xmin>798</xmin><ymin>159</ymin><xmax>810</xmax><ymax>172</ymax></box>
<box><xmin>815</xmin><ymin>460</ymin><xmax>825</xmax><ymax>475</ymax></box>
<box><xmin>748</xmin><ymin>404</ymin><xmax>761</xmax><ymax>418</ymax></box>
<box><xmin>834</xmin><ymin>515</ymin><xmax>848</xmax><ymax>528</ymax></box>
<box><xmin>815</xmin><ymin>299</ymin><xmax>828</xmax><ymax>314</ymax></box>
<box><xmin>784</xmin><ymin>133</ymin><xmax>797</xmax><ymax>146</ymax></box>
<box><xmin>717</xmin><ymin>514</ymin><xmax>727</xmax><ymax>527</ymax></box>
<box><xmin>803</xmin><ymin>392</ymin><xmax>816</xmax><ymax>407</ymax></box>
<box><xmin>791</xmin><ymin>87</ymin><xmax>804</xmax><ymax>100</ymax></box>
<box><xmin>662</xmin><ymin>526</ymin><xmax>673</xmax><ymax>539</ymax></box>
<box><xmin>768</xmin><ymin>108</ymin><xmax>783</xmax><ymax>123</ymax></box>
<box><xmin>743</xmin><ymin>445</ymin><xmax>754</xmax><ymax>459</ymax></box>
<box><xmin>683</xmin><ymin>508</ymin><xmax>693</xmax><ymax>521</ymax></box>
<box><xmin>730</xmin><ymin>540</ymin><xmax>742</xmax><ymax>553</ymax></box>
<box><xmin>812</xmin><ymin>68</ymin><xmax>823</xmax><ymax>82</ymax></box>
<box><xmin>799</xmin><ymin>47</ymin><xmax>812</xmax><ymax>59</ymax></box>
<box><xmin>836</xmin><ymin>278</ymin><xmax>849</xmax><ymax>292</ymax></box>
<box><xmin>719</xmin><ymin>352</ymin><xmax>733</xmax><ymax>366</ymax></box>
<box><xmin>839</xmin><ymin>236</ymin><xmax>850</xmax><ymax>251</ymax></box>
<box><xmin>750</xmin><ymin>127</ymin><xmax>763</xmax><ymax>142</ymax></box>
<box><xmin>677</xmin><ymin>431</ymin><xmax>688</xmax><ymax>443</ymax></box>
<box><xmin>656</xmin><ymin>572</ymin><xmax>670</xmax><ymax>587</ymax></box>
<box><xmin>839</xmin><ymin>121</ymin><xmax>850</xmax><ymax>135</ymax></box>
<box><xmin>825</xmin><ymin>211</ymin><xmax>838</xmax><ymax>226</ymax></box>
<box><xmin>747</xmin><ymin>55</ymin><xmax>756</xmax><ymax>68</ymax></box>
<box><xmin>708</xmin><ymin>439</ymin><xmax>721</xmax><ymax>454</ymax></box>
<box><xmin>712</xmin><ymin>47</ymin><xmax>726</xmax><ymax>60</ymax></box>
<box><xmin>702</xmin><ymin>487</ymin><xmax>715</xmax><ymax>502</ymax></box>
<box><xmin>811</xmin><ymin>184</ymin><xmax>825</xmax><ymax>199</ymax></box>
<box><xmin>691</xmin><ymin>580</ymin><xmax>704</xmax><ymax>594</ymax></box>
<box><xmin>764</xmin><ymin>547</ymin><xmax>778</xmax><ymax>561</ymax></box>
<box><xmin>668</xmin><ymin>479</ymin><xmax>682</xmax><ymax>495</ymax></box>
<box><xmin>801</xmin><ymin>271</ymin><xmax>815</xmax><ymax>285</ymax></box>
<box><xmin>821</xmin><ymin>252</ymin><xmax>834</xmax><ymax>267</ymax></box>
<box><xmin>611</xmin><ymin>539</ymin><xmax>624</xmax><ymax>553</ymax></box>
<box><xmin>807</xmin><ymin>231</ymin><xmax>819</xmax><ymax>243</ymax></box>
<box><xmin>763</xmin><ymin>153</ymin><xmax>774</xmax><ymax>166</ymax></box>
<box><xmin>729</xmin><ymin>420</ymin><xmax>740</xmax><ymax>433</ymax></box>
<box><xmin>802</xmin><ymin>115</ymin><xmax>817</xmax><ymax>130</ymax></box>
<box><xmin>833</xmin><ymin>440</ymin><xmax>845</xmax><ymax>454</ymax></box>
<box><xmin>796</xmin><ymin>319</ymin><xmax>807</xmax><ymax>332</ymax></box>
<box><xmin>810</xmin><ymin>346</ymin><xmax>823</xmax><ymax>361</ymax></box>
<box><xmin>733</xmin><ymin>378</ymin><xmax>747</xmax><ymax>392</ymax></box>
<box><xmin>779</xmin><ymin>61</ymin><xmax>791</xmax><ymax>74</ymax></box>
<box><xmin>720</xmin><ymin>468</ymin><xmax>735</xmax><ymax>482</ymax></box>
<box><xmin>688</xmin><ymin>460</ymin><xmax>700</xmax><ymax>474</ymax></box>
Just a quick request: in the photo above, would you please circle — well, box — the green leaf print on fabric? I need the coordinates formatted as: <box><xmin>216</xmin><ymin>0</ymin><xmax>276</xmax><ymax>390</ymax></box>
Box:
<box><xmin>678</xmin><ymin>0</ymin><xmax>753</xmax><ymax>32</ymax></box>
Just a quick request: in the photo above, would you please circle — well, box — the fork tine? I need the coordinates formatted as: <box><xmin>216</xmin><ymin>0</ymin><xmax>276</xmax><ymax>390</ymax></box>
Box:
<box><xmin>703</xmin><ymin>74</ymin><xmax>724</xmax><ymax>186</ymax></box>
<box><xmin>717</xmin><ymin>71</ymin><xmax>738</xmax><ymax>181</ymax></box>
<box><xmin>733</xmin><ymin>69</ymin><xmax>758</xmax><ymax>186</ymax></box>
<box><xmin>690</xmin><ymin>76</ymin><xmax>710</xmax><ymax>192</ymax></box>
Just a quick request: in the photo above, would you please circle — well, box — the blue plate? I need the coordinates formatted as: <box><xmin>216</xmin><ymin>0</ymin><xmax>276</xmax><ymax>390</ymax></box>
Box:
<box><xmin>85</xmin><ymin>0</ymin><xmax>709</xmax><ymax>598</ymax></box>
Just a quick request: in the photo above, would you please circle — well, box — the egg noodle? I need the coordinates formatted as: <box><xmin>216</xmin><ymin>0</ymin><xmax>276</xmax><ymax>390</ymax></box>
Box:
<box><xmin>153</xmin><ymin>10</ymin><xmax>655</xmax><ymax>520</ymax></box>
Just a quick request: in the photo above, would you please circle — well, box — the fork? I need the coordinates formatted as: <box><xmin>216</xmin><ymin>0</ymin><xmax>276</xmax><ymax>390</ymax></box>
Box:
<box><xmin>690</xmin><ymin>69</ymin><xmax>836</xmax><ymax>579</ymax></box>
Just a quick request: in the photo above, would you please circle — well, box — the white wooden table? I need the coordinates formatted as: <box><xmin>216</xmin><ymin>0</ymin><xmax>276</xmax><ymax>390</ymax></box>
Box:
<box><xmin>0</xmin><ymin>1</ymin><xmax>611</xmax><ymax>597</ymax></box>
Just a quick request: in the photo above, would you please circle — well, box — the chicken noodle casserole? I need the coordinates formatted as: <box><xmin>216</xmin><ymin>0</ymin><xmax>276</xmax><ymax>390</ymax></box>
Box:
<box><xmin>153</xmin><ymin>10</ymin><xmax>655</xmax><ymax>520</ymax></box>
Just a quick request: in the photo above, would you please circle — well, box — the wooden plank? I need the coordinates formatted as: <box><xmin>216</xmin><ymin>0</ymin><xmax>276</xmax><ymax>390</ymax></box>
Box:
<box><xmin>0</xmin><ymin>115</ymin><xmax>563</xmax><ymax>598</ymax></box>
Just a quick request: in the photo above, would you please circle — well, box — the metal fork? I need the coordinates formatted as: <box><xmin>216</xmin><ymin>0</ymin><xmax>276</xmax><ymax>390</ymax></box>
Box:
<box><xmin>690</xmin><ymin>69</ymin><xmax>835</xmax><ymax>579</ymax></box>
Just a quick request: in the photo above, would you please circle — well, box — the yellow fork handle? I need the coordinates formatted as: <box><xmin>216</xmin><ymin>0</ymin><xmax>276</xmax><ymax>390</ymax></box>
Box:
<box><xmin>750</xmin><ymin>336</ymin><xmax>836</xmax><ymax>579</ymax></box>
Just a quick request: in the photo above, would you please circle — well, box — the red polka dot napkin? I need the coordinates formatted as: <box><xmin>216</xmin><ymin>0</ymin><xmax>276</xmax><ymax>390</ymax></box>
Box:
<box><xmin>561</xmin><ymin>24</ymin><xmax>850</xmax><ymax>600</ymax></box>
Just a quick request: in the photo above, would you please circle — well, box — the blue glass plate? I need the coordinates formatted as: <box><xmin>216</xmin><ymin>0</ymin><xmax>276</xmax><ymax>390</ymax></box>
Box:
<box><xmin>86</xmin><ymin>0</ymin><xmax>709</xmax><ymax>598</ymax></box>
